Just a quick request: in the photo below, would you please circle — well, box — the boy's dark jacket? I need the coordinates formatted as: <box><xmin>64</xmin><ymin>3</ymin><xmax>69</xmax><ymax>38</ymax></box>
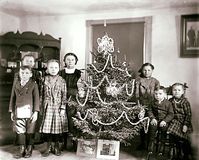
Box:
<box><xmin>148</xmin><ymin>98</ymin><xmax>174</xmax><ymax>123</ymax></box>
<box><xmin>9</xmin><ymin>78</ymin><xmax>40</xmax><ymax>114</ymax></box>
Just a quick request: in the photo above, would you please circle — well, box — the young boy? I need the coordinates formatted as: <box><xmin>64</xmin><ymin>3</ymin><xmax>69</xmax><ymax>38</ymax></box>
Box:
<box><xmin>9</xmin><ymin>66</ymin><xmax>40</xmax><ymax>158</ymax></box>
<box><xmin>147</xmin><ymin>86</ymin><xmax>174</xmax><ymax>157</ymax></box>
<box><xmin>11</xmin><ymin>54</ymin><xmax>43</xmax><ymax>148</ymax></box>
<box><xmin>13</xmin><ymin>54</ymin><xmax>42</xmax><ymax>92</ymax></box>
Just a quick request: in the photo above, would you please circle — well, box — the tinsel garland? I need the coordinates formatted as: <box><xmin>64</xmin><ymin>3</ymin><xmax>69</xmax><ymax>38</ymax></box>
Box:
<box><xmin>125</xmin><ymin>80</ymin><xmax>135</xmax><ymax>96</ymax></box>
<box><xmin>83</xmin><ymin>75</ymin><xmax>110</xmax><ymax>90</ymax></box>
<box><xmin>78</xmin><ymin>75</ymin><xmax>134</xmax><ymax>107</ymax></box>
<box><xmin>76</xmin><ymin>86</ymin><xmax>128</xmax><ymax>107</ymax></box>
<box><xmin>90</xmin><ymin>53</ymin><xmax>131</xmax><ymax>77</ymax></box>
<box><xmin>109</xmin><ymin>55</ymin><xmax>131</xmax><ymax>77</ymax></box>
<box><xmin>90</xmin><ymin>54</ymin><xmax>110</xmax><ymax>73</ymax></box>
<box><xmin>77</xmin><ymin>109</ymin><xmax>149</xmax><ymax>133</ymax></box>
<box><xmin>76</xmin><ymin>88</ymin><xmax>90</xmax><ymax>106</ymax></box>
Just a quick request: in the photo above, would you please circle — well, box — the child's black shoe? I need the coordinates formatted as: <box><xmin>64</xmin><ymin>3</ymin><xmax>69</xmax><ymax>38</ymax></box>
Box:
<box><xmin>146</xmin><ymin>151</ymin><xmax>153</xmax><ymax>160</ymax></box>
<box><xmin>41</xmin><ymin>142</ymin><xmax>51</xmax><ymax>157</ymax></box>
<box><xmin>157</xmin><ymin>152</ymin><xmax>164</xmax><ymax>160</ymax></box>
<box><xmin>24</xmin><ymin>145</ymin><xmax>33</xmax><ymax>158</ymax></box>
<box><xmin>54</xmin><ymin>142</ymin><xmax>61</xmax><ymax>156</ymax></box>
<box><xmin>13</xmin><ymin>145</ymin><xmax>25</xmax><ymax>159</ymax></box>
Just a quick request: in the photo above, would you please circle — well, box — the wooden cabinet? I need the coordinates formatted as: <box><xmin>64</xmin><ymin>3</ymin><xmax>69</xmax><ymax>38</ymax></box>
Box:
<box><xmin>0</xmin><ymin>31</ymin><xmax>61</xmax><ymax>145</ymax></box>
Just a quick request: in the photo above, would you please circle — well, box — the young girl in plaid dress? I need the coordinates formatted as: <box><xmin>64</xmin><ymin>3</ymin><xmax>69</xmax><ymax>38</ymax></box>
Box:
<box><xmin>168</xmin><ymin>83</ymin><xmax>193</xmax><ymax>160</ymax></box>
<box><xmin>40</xmin><ymin>59</ymin><xmax>67</xmax><ymax>157</ymax></box>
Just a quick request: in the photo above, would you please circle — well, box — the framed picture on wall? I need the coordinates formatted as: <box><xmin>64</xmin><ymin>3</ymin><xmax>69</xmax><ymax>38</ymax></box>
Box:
<box><xmin>180</xmin><ymin>14</ymin><xmax>199</xmax><ymax>57</ymax></box>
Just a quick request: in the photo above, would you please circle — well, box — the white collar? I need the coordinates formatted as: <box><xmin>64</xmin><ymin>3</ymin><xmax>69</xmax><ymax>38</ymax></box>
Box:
<box><xmin>158</xmin><ymin>98</ymin><xmax>165</xmax><ymax>104</ymax></box>
<box><xmin>20</xmin><ymin>79</ymin><xmax>29</xmax><ymax>86</ymax></box>
<box><xmin>65</xmin><ymin>68</ymin><xmax>75</xmax><ymax>74</ymax></box>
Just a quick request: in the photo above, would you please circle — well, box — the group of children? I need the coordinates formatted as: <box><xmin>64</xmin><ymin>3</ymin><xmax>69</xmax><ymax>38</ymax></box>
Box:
<box><xmin>135</xmin><ymin>63</ymin><xmax>193</xmax><ymax>160</ymax></box>
<box><xmin>9</xmin><ymin>54</ymin><xmax>193</xmax><ymax>160</ymax></box>
<box><xmin>9</xmin><ymin>53</ymin><xmax>81</xmax><ymax>158</ymax></box>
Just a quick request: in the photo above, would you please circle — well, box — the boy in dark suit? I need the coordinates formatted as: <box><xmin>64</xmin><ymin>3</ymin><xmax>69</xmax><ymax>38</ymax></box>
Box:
<box><xmin>9</xmin><ymin>66</ymin><xmax>40</xmax><ymax>158</ymax></box>
<box><xmin>147</xmin><ymin>86</ymin><xmax>174</xmax><ymax>157</ymax></box>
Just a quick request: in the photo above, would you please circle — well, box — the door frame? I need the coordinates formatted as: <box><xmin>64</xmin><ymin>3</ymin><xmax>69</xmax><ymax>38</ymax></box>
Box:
<box><xmin>85</xmin><ymin>17</ymin><xmax>152</xmax><ymax>66</ymax></box>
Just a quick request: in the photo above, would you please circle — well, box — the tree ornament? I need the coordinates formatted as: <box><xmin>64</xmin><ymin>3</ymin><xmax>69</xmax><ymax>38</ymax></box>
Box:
<box><xmin>138</xmin><ymin>108</ymin><xmax>145</xmax><ymax>119</ymax></box>
<box><xmin>122</xmin><ymin>62</ymin><xmax>127</xmax><ymax>67</ymax></box>
<box><xmin>78</xmin><ymin>87</ymin><xmax>86</xmax><ymax>98</ymax></box>
<box><xmin>106</xmin><ymin>81</ymin><xmax>121</xmax><ymax>98</ymax></box>
<box><xmin>97</xmin><ymin>33</ymin><xmax>114</xmax><ymax>56</ymax></box>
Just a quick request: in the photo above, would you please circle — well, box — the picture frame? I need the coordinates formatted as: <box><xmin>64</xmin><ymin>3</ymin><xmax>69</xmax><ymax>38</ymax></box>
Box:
<box><xmin>96</xmin><ymin>139</ymin><xmax>120</xmax><ymax>160</ymax></box>
<box><xmin>76</xmin><ymin>139</ymin><xmax>97</xmax><ymax>158</ymax></box>
<box><xmin>180</xmin><ymin>14</ymin><xmax>199</xmax><ymax>57</ymax></box>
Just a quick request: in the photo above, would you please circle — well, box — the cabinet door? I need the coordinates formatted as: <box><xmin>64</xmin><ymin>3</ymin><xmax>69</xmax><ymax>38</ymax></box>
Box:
<box><xmin>42</xmin><ymin>47</ymin><xmax>60</xmax><ymax>62</ymax></box>
<box><xmin>0</xmin><ymin>44</ymin><xmax>17</xmax><ymax>145</ymax></box>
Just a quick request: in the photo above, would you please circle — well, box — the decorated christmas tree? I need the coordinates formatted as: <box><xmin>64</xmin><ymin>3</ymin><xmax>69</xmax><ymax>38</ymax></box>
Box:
<box><xmin>70</xmin><ymin>33</ymin><xmax>149</xmax><ymax>145</ymax></box>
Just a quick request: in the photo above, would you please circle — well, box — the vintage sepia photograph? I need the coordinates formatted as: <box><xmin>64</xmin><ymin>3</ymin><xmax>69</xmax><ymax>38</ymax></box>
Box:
<box><xmin>76</xmin><ymin>139</ymin><xmax>97</xmax><ymax>157</ymax></box>
<box><xmin>96</xmin><ymin>139</ymin><xmax>120</xmax><ymax>160</ymax></box>
<box><xmin>0</xmin><ymin>1</ymin><xmax>199</xmax><ymax>160</ymax></box>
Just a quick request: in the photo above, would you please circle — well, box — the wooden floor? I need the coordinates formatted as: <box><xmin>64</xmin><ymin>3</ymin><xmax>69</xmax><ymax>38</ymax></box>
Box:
<box><xmin>0</xmin><ymin>143</ymin><xmax>145</xmax><ymax>160</ymax></box>
<box><xmin>0</xmin><ymin>134</ymin><xmax>198</xmax><ymax>160</ymax></box>
<box><xmin>0</xmin><ymin>142</ymin><xmax>198</xmax><ymax>160</ymax></box>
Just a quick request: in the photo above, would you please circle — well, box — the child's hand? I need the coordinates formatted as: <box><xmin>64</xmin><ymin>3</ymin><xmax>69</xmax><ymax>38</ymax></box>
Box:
<box><xmin>183</xmin><ymin>125</ymin><xmax>188</xmax><ymax>133</ymax></box>
<box><xmin>11</xmin><ymin>112</ymin><xmax>15</xmax><ymax>121</ymax></box>
<box><xmin>160</xmin><ymin>121</ymin><xmax>166</xmax><ymax>127</ymax></box>
<box><xmin>60</xmin><ymin>109</ymin><xmax>65</xmax><ymax>117</ymax></box>
<box><xmin>30</xmin><ymin>112</ymin><xmax>38</xmax><ymax>123</ymax></box>
<box><xmin>150</xmin><ymin>118</ymin><xmax>157</xmax><ymax>126</ymax></box>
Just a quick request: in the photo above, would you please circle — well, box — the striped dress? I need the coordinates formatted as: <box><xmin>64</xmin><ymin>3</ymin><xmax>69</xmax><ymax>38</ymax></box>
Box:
<box><xmin>40</xmin><ymin>75</ymin><xmax>68</xmax><ymax>134</ymax></box>
<box><xmin>167</xmin><ymin>97</ymin><xmax>193</xmax><ymax>140</ymax></box>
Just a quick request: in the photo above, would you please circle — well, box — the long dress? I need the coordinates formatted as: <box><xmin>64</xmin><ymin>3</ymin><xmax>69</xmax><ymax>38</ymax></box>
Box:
<box><xmin>59</xmin><ymin>68</ymin><xmax>81</xmax><ymax>134</ymax></box>
<box><xmin>59</xmin><ymin>69</ymin><xmax>81</xmax><ymax>99</ymax></box>
<box><xmin>40</xmin><ymin>75</ymin><xmax>67</xmax><ymax>134</ymax></box>
<box><xmin>167</xmin><ymin>97</ymin><xmax>193</xmax><ymax>140</ymax></box>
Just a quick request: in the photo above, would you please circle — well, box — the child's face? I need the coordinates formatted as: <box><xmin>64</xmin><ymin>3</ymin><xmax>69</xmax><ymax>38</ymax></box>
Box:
<box><xmin>154</xmin><ymin>89</ymin><xmax>165</xmax><ymax>102</ymax></box>
<box><xmin>172</xmin><ymin>85</ymin><xmax>184</xmax><ymax>99</ymax></box>
<box><xmin>47</xmin><ymin>62</ymin><xmax>59</xmax><ymax>76</ymax></box>
<box><xmin>142</xmin><ymin>66</ymin><xmax>153</xmax><ymax>78</ymax></box>
<box><xmin>22</xmin><ymin>56</ymin><xmax>35</xmax><ymax>68</ymax></box>
<box><xmin>65</xmin><ymin>55</ymin><xmax>76</xmax><ymax>68</ymax></box>
<box><xmin>19</xmin><ymin>68</ymin><xmax>32</xmax><ymax>81</ymax></box>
